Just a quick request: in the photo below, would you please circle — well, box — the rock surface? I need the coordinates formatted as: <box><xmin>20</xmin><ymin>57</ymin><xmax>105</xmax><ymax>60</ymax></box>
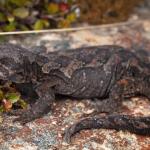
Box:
<box><xmin>0</xmin><ymin>19</ymin><xmax>150</xmax><ymax>150</ymax></box>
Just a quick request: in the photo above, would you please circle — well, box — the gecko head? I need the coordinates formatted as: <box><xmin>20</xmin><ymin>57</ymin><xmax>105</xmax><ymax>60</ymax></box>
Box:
<box><xmin>0</xmin><ymin>43</ymin><xmax>28</xmax><ymax>82</ymax></box>
<box><xmin>0</xmin><ymin>57</ymin><xmax>25</xmax><ymax>82</ymax></box>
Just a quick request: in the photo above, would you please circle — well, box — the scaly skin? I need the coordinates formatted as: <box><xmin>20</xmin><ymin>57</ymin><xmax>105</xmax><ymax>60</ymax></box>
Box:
<box><xmin>0</xmin><ymin>43</ymin><xmax>149</xmax><ymax>143</ymax></box>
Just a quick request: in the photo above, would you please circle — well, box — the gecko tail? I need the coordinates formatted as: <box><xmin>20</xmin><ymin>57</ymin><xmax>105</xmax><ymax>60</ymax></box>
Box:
<box><xmin>64</xmin><ymin>115</ymin><xmax>150</xmax><ymax>143</ymax></box>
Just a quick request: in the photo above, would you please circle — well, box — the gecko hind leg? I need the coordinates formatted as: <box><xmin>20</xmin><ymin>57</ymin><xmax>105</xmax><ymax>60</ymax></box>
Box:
<box><xmin>64</xmin><ymin>77</ymin><xmax>150</xmax><ymax>143</ymax></box>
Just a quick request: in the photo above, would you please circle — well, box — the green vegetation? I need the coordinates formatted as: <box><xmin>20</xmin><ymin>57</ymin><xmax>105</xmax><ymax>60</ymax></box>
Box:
<box><xmin>0</xmin><ymin>0</ymin><xmax>77</xmax><ymax>31</ymax></box>
<box><xmin>0</xmin><ymin>82</ymin><xmax>27</xmax><ymax>113</ymax></box>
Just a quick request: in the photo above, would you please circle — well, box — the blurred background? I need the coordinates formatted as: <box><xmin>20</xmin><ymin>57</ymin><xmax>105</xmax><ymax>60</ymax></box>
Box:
<box><xmin>0</xmin><ymin>0</ymin><xmax>149</xmax><ymax>32</ymax></box>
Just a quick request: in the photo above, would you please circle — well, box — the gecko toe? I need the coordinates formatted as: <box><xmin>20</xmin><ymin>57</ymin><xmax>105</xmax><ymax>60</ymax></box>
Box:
<box><xmin>63</xmin><ymin>123</ymin><xmax>78</xmax><ymax>143</ymax></box>
<box><xmin>13</xmin><ymin>110</ymin><xmax>34</xmax><ymax>124</ymax></box>
<box><xmin>63</xmin><ymin>127</ymin><xmax>72</xmax><ymax>143</ymax></box>
<box><xmin>6</xmin><ymin>109</ymin><xmax>26</xmax><ymax>116</ymax></box>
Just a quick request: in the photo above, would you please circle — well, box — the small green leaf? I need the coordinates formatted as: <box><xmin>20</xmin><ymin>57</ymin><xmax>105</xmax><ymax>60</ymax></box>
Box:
<box><xmin>5</xmin><ymin>92</ymin><xmax>20</xmax><ymax>103</ymax></box>
<box><xmin>18</xmin><ymin>99</ymin><xmax>27</xmax><ymax>109</ymax></box>
<box><xmin>66</xmin><ymin>12</ymin><xmax>76</xmax><ymax>23</ymax></box>
<box><xmin>13</xmin><ymin>7</ymin><xmax>29</xmax><ymax>19</ymax></box>
<box><xmin>7</xmin><ymin>15</ymin><xmax>15</xmax><ymax>22</ymax></box>
<box><xmin>42</xmin><ymin>20</ymin><xmax>50</xmax><ymax>28</ymax></box>
<box><xmin>3</xmin><ymin>22</ymin><xmax>16</xmax><ymax>31</ymax></box>
<box><xmin>33</xmin><ymin>20</ymin><xmax>44</xmax><ymax>30</ymax></box>
<box><xmin>58</xmin><ymin>19</ymin><xmax>70</xmax><ymax>28</ymax></box>
<box><xmin>47</xmin><ymin>3</ymin><xmax>59</xmax><ymax>14</ymax></box>
<box><xmin>33</xmin><ymin>19</ymin><xmax>49</xmax><ymax>30</ymax></box>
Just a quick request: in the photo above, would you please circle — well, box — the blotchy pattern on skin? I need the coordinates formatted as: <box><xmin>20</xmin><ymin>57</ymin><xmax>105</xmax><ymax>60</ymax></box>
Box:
<box><xmin>0</xmin><ymin>43</ymin><xmax>149</xmax><ymax>143</ymax></box>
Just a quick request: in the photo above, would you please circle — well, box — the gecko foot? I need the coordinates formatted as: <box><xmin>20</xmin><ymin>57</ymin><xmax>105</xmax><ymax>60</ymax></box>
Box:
<box><xmin>13</xmin><ymin>109</ymin><xmax>41</xmax><ymax>124</ymax></box>
<box><xmin>63</xmin><ymin>124</ymin><xmax>77</xmax><ymax>143</ymax></box>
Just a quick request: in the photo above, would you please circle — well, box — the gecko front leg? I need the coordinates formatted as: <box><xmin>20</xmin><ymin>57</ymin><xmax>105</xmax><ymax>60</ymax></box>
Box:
<box><xmin>13</xmin><ymin>81</ymin><xmax>55</xmax><ymax>124</ymax></box>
